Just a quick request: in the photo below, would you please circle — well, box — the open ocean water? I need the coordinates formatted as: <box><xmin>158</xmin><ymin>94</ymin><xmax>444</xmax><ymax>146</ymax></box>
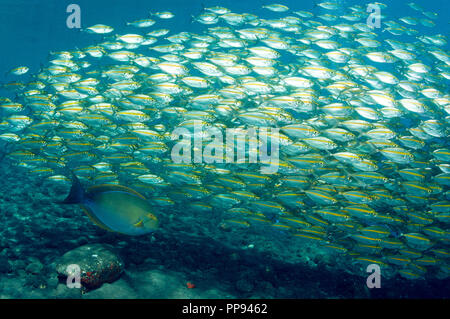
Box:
<box><xmin>0</xmin><ymin>0</ymin><xmax>449</xmax><ymax>300</ymax></box>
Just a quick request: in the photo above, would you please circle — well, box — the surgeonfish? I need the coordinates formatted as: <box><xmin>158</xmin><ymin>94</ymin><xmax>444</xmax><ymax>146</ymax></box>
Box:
<box><xmin>62</xmin><ymin>173</ymin><xmax>158</xmax><ymax>236</ymax></box>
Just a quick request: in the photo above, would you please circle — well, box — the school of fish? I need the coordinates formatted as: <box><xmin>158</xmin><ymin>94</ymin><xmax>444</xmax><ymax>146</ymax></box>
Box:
<box><xmin>0</xmin><ymin>1</ymin><xmax>449</xmax><ymax>281</ymax></box>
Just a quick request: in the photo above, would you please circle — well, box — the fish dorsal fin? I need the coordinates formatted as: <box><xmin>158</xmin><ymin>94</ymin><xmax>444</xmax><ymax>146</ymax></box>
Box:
<box><xmin>87</xmin><ymin>184</ymin><xmax>147</xmax><ymax>200</ymax></box>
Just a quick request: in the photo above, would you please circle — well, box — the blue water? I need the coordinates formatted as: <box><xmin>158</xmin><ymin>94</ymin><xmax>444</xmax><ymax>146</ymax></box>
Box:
<box><xmin>1</xmin><ymin>0</ymin><xmax>448</xmax><ymax>80</ymax></box>
<box><xmin>0</xmin><ymin>0</ymin><xmax>449</xmax><ymax>299</ymax></box>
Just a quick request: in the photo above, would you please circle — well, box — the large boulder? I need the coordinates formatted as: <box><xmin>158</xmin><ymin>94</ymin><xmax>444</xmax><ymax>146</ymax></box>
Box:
<box><xmin>55</xmin><ymin>243</ymin><xmax>124</xmax><ymax>290</ymax></box>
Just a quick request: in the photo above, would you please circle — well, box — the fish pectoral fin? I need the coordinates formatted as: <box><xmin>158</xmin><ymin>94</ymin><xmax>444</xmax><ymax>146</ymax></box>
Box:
<box><xmin>133</xmin><ymin>220</ymin><xmax>144</xmax><ymax>228</ymax></box>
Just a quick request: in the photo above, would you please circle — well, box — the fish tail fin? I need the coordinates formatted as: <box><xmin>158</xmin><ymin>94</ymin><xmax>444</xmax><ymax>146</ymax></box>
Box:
<box><xmin>61</xmin><ymin>172</ymin><xmax>84</xmax><ymax>204</ymax></box>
